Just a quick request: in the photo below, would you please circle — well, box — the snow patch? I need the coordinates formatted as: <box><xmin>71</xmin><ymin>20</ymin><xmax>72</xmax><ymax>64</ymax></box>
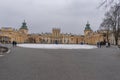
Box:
<box><xmin>17</xmin><ymin>44</ymin><xmax>97</xmax><ymax>49</ymax></box>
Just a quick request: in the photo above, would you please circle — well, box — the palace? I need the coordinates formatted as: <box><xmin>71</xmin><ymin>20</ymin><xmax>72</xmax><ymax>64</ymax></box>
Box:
<box><xmin>0</xmin><ymin>21</ymin><xmax>28</xmax><ymax>43</ymax></box>
<box><xmin>0</xmin><ymin>21</ymin><xmax>116</xmax><ymax>45</ymax></box>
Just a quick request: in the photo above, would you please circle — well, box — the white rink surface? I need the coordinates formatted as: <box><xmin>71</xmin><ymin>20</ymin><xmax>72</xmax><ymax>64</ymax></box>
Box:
<box><xmin>17</xmin><ymin>44</ymin><xmax>97</xmax><ymax>49</ymax></box>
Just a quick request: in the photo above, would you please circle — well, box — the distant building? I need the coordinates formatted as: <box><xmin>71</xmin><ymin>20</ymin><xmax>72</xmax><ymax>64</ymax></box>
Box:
<box><xmin>84</xmin><ymin>22</ymin><xmax>106</xmax><ymax>44</ymax></box>
<box><xmin>0</xmin><ymin>21</ymin><xmax>28</xmax><ymax>43</ymax></box>
<box><xmin>108</xmin><ymin>31</ymin><xmax>120</xmax><ymax>45</ymax></box>
<box><xmin>0</xmin><ymin>21</ymin><xmax>115</xmax><ymax>45</ymax></box>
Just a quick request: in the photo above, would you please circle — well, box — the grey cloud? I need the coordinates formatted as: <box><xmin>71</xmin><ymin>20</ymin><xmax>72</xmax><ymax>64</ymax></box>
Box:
<box><xmin>0</xmin><ymin>0</ymin><xmax>105</xmax><ymax>34</ymax></box>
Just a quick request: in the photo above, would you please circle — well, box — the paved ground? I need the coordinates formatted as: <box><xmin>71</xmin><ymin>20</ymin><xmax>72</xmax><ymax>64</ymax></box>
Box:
<box><xmin>0</xmin><ymin>45</ymin><xmax>120</xmax><ymax>80</ymax></box>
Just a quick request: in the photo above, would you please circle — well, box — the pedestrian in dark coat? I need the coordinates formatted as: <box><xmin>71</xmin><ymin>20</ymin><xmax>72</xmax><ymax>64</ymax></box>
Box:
<box><xmin>108</xmin><ymin>42</ymin><xmax>110</xmax><ymax>47</ymax></box>
<box><xmin>14</xmin><ymin>41</ymin><xmax>17</xmax><ymax>46</ymax></box>
<box><xmin>12</xmin><ymin>41</ymin><xmax>17</xmax><ymax>47</ymax></box>
<box><xmin>12</xmin><ymin>41</ymin><xmax>15</xmax><ymax>47</ymax></box>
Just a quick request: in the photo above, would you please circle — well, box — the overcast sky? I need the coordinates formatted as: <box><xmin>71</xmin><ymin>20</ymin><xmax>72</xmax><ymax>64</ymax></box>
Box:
<box><xmin>0</xmin><ymin>0</ymin><xmax>105</xmax><ymax>34</ymax></box>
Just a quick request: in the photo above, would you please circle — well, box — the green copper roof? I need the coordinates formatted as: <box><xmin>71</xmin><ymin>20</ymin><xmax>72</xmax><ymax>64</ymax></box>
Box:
<box><xmin>85</xmin><ymin>22</ymin><xmax>91</xmax><ymax>30</ymax></box>
<box><xmin>20</xmin><ymin>20</ymin><xmax>28</xmax><ymax>30</ymax></box>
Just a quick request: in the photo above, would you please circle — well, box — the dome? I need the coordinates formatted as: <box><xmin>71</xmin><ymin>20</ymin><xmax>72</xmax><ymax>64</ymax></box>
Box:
<box><xmin>85</xmin><ymin>22</ymin><xmax>91</xmax><ymax>30</ymax></box>
<box><xmin>20</xmin><ymin>20</ymin><xmax>28</xmax><ymax>30</ymax></box>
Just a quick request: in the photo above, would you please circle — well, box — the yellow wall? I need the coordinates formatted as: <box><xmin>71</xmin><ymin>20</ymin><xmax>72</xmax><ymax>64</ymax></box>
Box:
<box><xmin>0</xmin><ymin>27</ymin><xmax>106</xmax><ymax>44</ymax></box>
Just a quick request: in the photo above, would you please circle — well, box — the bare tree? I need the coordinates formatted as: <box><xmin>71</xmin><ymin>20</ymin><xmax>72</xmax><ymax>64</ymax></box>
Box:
<box><xmin>100</xmin><ymin>12</ymin><xmax>112</xmax><ymax>42</ymax></box>
<box><xmin>100</xmin><ymin>3</ymin><xmax>120</xmax><ymax>45</ymax></box>
<box><xmin>98</xmin><ymin>0</ymin><xmax>119</xmax><ymax>8</ymax></box>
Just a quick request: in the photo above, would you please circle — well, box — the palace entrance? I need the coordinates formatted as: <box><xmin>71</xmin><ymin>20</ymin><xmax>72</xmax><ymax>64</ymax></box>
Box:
<box><xmin>53</xmin><ymin>39</ymin><xmax>62</xmax><ymax>44</ymax></box>
<box><xmin>54</xmin><ymin>40</ymin><xmax>58</xmax><ymax>44</ymax></box>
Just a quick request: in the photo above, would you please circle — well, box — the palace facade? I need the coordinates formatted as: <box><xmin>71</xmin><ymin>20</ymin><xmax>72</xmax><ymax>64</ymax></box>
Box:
<box><xmin>0</xmin><ymin>21</ymin><xmax>110</xmax><ymax>45</ymax></box>
<box><xmin>0</xmin><ymin>21</ymin><xmax>28</xmax><ymax>43</ymax></box>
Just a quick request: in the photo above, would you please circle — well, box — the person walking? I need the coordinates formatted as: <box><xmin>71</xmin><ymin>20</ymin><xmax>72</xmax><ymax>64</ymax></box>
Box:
<box><xmin>12</xmin><ymin>41</ymin><xmax>14</xmax><ymax>47</ymax></box>
<box><xmin>14</xmin><ymin>41</ymin><xmax>17</xmax><ymax>46</ymax></box>
<box><xmin>108</xmin><ymin>42</ymin><xmax>110</xmax><ymax>47</ymax></box>
<box><xmin>99</xmin><ymin>42</ymin><xmax>101</xmax><ymax>48</ymax></box>
<box><xmin>12</xmin><ymin>41</ymin><xmax>15</xmax><ymax>47</ymax></box>
<box><xmin>97</xmin><ymin>42</ymin><xmax>99</xmax><ymax>48</ymax></box>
